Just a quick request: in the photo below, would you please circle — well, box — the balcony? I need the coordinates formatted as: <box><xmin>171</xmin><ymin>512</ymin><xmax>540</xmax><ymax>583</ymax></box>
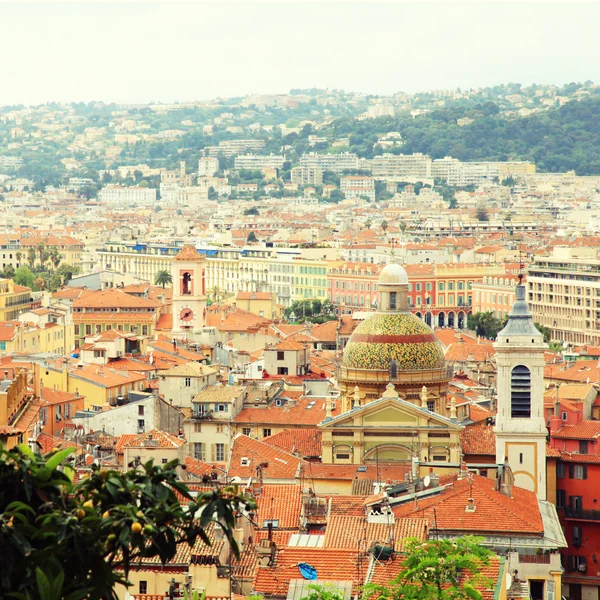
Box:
<box><xmin>564</xmin><ymin>508</ymin><xmax>600</xmax><ymax>521</ymax></box>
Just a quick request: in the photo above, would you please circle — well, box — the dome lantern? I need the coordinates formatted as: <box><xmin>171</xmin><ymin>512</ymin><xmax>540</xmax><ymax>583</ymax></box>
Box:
<box><xmin>378</xmin><ymin>263</ymin><xmax>409</xmax><ymax>313</ymax></box>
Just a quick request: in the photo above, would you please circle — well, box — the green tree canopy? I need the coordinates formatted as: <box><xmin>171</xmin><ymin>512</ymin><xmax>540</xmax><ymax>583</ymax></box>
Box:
<box><xmin>0</xmin><ymin>444</ymin><xmax>253</xmax><ymax>600</ymax></box>
<box><xmin>14</xmin><ymin>266</ymin><xmax>35</xmax><ymax>288</ymax></box>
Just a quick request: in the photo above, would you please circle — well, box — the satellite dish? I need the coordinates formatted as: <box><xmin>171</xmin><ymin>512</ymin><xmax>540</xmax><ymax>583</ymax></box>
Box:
<box><xmin>373</xmin><ymin>484</ymin><xmax>381</xmax><ymax>495</ymax></box>
<box><xmin>506</xmin><ymin>573</ymin><xmax>513</xmax><ymax>590</ymax></box>
<box><xmin>230</xmin><ymin>476</ymin><xmax>242</xmax><ymax>484</ymax></box>
<box><xmin>423</xmin><ymin>475</ymin><xmax>431</xmax><ymax>488</ymax></box>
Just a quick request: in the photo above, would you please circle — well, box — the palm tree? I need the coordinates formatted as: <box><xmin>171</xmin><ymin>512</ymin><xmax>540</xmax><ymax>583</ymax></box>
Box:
<box><xmin>42</xmin><ymin>250</ymin><xmax>51</xmax><ymax>270</ymax></box>
<box><xmin>154</xmin><ymin>270</ymin><xmax>173</xmax><ymax>289</ymax></box>
<box><xmin>208</xmin><ymin>285</ymin><xmax>224</xmax><ymax>304</ymax></box>
<box><xmin>381</xmin><ymin>220</ymin><xmax>388</xmax><ymax>233</ymax></box>
<box><xmin>33</xmin><ymin>277</ymin><xmax>45</xmax><ymax>291</ymax></box>
<box><xmin>49</xmin><ymin>249</ymin><xmax>61</xmax><ymax>270</ymax></box>
<box><xmin>15</xmin><ymin>251</ymin><xmax>22</xmax><ymax>267</ymax></box>
<box><xmin>27</xmin><ymin>247</ymin><xmax>36</xmax><ymax>269</ymax></box>
<box><xmin>37</xmin><ymin>243</ymin><xmax>46</xmax><ymax>269</ymax></box>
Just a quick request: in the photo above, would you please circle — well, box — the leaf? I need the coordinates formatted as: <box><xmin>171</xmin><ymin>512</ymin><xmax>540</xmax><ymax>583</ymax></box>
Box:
<box><xmin>45</xmin><ymin>447</ymin><xmax>75</xmax><ymax>472</ymax></box>
<box><xmin>35</xmin><ymin>569</ymin><xmax>53</xmax><ymax>600</ymax></box>
<box><xmin>17</xmin><ymin>443</ymin><xmax>34</xmax><ymax>459</ymax></box>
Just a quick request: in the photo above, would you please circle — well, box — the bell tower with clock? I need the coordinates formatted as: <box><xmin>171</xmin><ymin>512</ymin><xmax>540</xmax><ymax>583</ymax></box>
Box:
<box><xmin>171</xmin><ymin>244</ymin><xmax>207</xmax><ymax>337</ymax></box>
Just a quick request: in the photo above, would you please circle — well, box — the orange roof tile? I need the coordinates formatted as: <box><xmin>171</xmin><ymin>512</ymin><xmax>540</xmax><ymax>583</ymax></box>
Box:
<box><xmin>461</xmin><ymin>425</ymin><xmax>496</xmax><ymax>456</ymax></box>
<box><xmin>263</xmin><ymin>429</ymin><xmax>322</xmax><ymax>458</ymax></box>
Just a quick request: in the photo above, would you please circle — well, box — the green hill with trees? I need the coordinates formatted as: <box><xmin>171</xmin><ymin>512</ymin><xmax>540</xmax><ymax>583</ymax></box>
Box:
<box><xmin>331</xmin><ymin>94</ymin><xmax>600</xmax><ymax>174</ymax></box>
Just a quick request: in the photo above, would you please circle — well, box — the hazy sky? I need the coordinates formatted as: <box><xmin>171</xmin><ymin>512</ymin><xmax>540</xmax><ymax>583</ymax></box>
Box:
<box><xmin>2</xmin><ymin>2</ymin><xmax>600</xmax><ymax>105</ymax></box>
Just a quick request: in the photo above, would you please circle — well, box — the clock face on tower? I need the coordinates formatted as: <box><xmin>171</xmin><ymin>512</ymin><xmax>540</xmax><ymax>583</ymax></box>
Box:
<box><xmin>180</xmin><ymin>307</ymin><xmax>195</xmax><ymax>322</ymax></box>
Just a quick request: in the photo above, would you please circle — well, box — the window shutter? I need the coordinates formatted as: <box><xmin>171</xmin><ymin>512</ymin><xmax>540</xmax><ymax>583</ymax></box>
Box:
<box><xmin>569</xmin><ymin>464</ymin><xmax>574</xmax><ymax>478</ymax></box>
<box><xmin>211</xmin><ymin>444</ymin><xmax>215</xmax><ymax>462</ymax></box>
<box><xmin>583</xmin><ymin>465</ymin><xmax>588</xmax><ymax>480</ymax></box>
<box><xmin>224</xmin><ymin>444</ymin><xmax>229</xmax><ymax>462</ymax></box>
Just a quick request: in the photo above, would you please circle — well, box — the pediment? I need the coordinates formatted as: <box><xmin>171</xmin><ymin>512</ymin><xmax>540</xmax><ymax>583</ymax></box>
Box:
<box><xmin>320</xmin><ymin>396</ymin><xmax>463</xmax><ymax>430</ymax></box>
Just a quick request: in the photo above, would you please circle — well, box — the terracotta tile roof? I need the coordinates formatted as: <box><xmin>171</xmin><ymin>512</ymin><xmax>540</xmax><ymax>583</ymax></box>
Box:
<box><xmin>253</xmin><ymin>484</ymin><xmax>302</xmax><ymax>530</ymax></box>
<box><xmin>74</xmin><ymin>312</ymin><xmax>157</xmax><ymax>324</ymax></box>
<box><xmin>184</xmin><ymin>455</ymin><xmax>215</xmax><ymax>478</ymax></box>
<box><xmin>161</xmin><ymin>362</ymin><xmax>216</xmax><ymax>378</ymax></box>
<box><xmin>543</xmin><ymin>383</ymin><xmax>596</xmax><ymax>402</ymax></box>
<box><xmin>445</xmin><ymin>340</ymin><xmax>495</xmax><ymax>363</ymax></box>
<box><xmin>72</xmin><ymin>288</ymin><xmax>160</xmax><ymax>309</ymax></box>
<box><xmin>147</xmin><ymin>340</ymin><xmax>207</xmax><ymax>362</ymax></box>
<box><xmin>41</xmin><ymin>387</ymin><xmax>84</xmax><ymax>404</ymax></box>
<box><xmin>306</xmin><ymin>462</ymin><xmax>411</xmax><ymax>482</ymax></box>
<box><xmin>263</xmin><ymin>429</ymin><xmax>322</xmax><ymax>458</ymax></box>
<box><xmin>558</xmin><ymin>452</ymin><xmax>600</xmax><ymax>463</ymax></box>
<box><xmin>553</xmin><ymin>421</ymin><xmax>600</xmax><ymax>440</ymax></box>
<box><xmin>193</xmin><ymin>384</ymin><xmax>246</xmax><ymax>404</ymax></box>
<box><xmin>545</xmin><ymin>360</ymin><xmax>600</xmax><ymax>384</ymax></box>
<box><xmin>206</xmin><ymin>307</ymin><xmax>270</xmax><ymax>333</ymax></box>
<box><xmin>68</xmin><ymin>363</ymin><xmax>148</xmax><ymax>387</ymax></box>
<box><xmin>36</xmin><ymin>433</ymin><xmax>81</xmax><ymax>455</ymax></box>
<box><xmin>460</xmin><ymin>425</ymin><xmax>496</xmax><ymax>456</ymax></box>
<box><xmin>392</xmin><ymin>475</ymin><xmax>543</xmax><ymax>535</ymax></box>
<box><xmin>310</xmin><ymin>320</ymin><xmax>339</xmax><ymax>342</ymax></box>
<box><xmin>156</xmin><ymin>313</ymin><xmax>173</xmax><ymax>330</ymax></box>
<box><xmin>173</xmin><ymin>244</ymin><xmax>204</xmax><ymax>261</ymax></box>
<box><xmin>329</xmin><ymin>496</ymin><xmax>367</xmax><ymax>516</ymax></box>
<box><xmin>546</xmin><ymin>445</ymin><xmax>561</xmax><ymax>458</ymax></box>
<box><xmin>233</xmin><ymin>397</ymin><xmax>336</xmax><ymax>426</ymax></box>
<box><xmin>121</xmin><ymin>429</ymin><xmax>185</xmax><ymax>449</ymax></box>
<box><xmin>323</xmin><ymin>515</ymin><xmax>427</xmax><ymax>551</ymax></box>
<box><xmin>228</xmin><ymin>435</ymin><xmax>305</xmax><ymax>480</ymax></box>
<box><xmin>236</xmin><ymin>291</ymin><xmax>272</xmax><ymax>300</ymax></box>
<box><xmin>254</xmin><ymin>548</ymin><xmax>366</xmax><ymax>596</ymax></box>
<box><xmin>468</xmin><ymin>403</ymin><xmax>496</xmax><ymax>423</ymax></box>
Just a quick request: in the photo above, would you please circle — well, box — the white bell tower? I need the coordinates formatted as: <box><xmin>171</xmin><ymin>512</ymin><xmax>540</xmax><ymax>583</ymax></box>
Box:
<box><xmin>494</xmin><ymin>277</ymin><xmax>547</xmax><ymax>500</ymax></box>
<box><xmin>171</xmin><ymin>245</ymin><xmax>207</xmax><ymax>337</ymax></box>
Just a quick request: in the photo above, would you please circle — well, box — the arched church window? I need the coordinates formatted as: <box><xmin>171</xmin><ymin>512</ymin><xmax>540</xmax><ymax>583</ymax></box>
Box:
<box><xmin>511</xmin><ymin>364</ymin><xmax>531</xmax><ymax>418</ymax></box>
<box><xmin>389</xmin><ymin>359</ymin><xmax>398</xmax><ymax>380</ymax></box>
<box><xmin>182</xmin><ymin>272</ymin><xmax>192</xmax><ymax>295</ymax></box>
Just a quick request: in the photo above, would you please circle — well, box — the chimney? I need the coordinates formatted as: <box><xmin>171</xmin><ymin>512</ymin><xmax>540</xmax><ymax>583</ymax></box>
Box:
<box><xmin>450</xmin><ymin>397</ymin><xmax>458</xmax><ymax>421</ymax></box>
<box><xmin>465</xmin><ymin>497</ymin><xmax>476</xmax><ymax>512</ymax></box>
<box><xmin>499</xmin><ymin>458</ymin><xmax>513</xmax><ymax>498</ymax></box>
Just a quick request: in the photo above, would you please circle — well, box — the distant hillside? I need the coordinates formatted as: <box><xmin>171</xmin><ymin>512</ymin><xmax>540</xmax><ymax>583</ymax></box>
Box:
<box><xmin>331</xmin><ymin>95</ymin><xmax>600</xmax><ymax>175</ymax></box>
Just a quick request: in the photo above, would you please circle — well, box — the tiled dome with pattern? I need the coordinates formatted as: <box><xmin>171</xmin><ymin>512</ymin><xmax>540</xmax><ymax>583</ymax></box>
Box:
<box><xmin>342</xmin><ymin>312</ymin><xmax>446</xmax><ymax>371</ymax></box>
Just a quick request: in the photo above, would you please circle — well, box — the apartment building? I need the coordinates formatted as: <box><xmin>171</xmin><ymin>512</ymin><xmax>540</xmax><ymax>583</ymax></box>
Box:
<box><xmin>291</xmin><ymin>166</ymin><xmax>323</xmax><ymax>186</ymax></box>
<box><xmin>293</xmin><ymin>257</ymin><xmax>328</xmax><ymax>300</ymax></box>
<box><xmin>0</xmin><ymin>279</ymin><xmax>35</xmax><ymax>321</ymax></box>
<box><xmin>527</xmin><ymin>246</ymin><xmax>600</xmax><ymax>345</ymax></box>
<box><xmin>205</xmin><ymin>139</ymin><xmax>266</xmax><ymax>157</ymax></box>
<box><xmin>472</xmin><ymin>275</ymin><xmax>520</xmax><ymax>319</ymax></box>
<box><xmin>369</xmin><ymin>153</ymin><xmax>432</xmax><ymax>181</ymax></box>
<box><xmin>233</xmin><ymin>154</ymin><xmax>285</xmax><ymax>170</ymax></box>
<box><xmin>198</xmin><ymin>157</ymin><xmax>219</xmax><ymax>177</ymax></box>
<box><xmin>340</xmin><ymin>175</ymin><xmax>376</xmax><ymax>201</ymax></box>
<box><xmin>299</xmin><ymin>152</ymin><xmax>359</xmax><ymax>174</ymax></box>
<box><xmin>98</xmin><ymin>186</ymin><xmax>157</xmax><ymax>206</ymax></box>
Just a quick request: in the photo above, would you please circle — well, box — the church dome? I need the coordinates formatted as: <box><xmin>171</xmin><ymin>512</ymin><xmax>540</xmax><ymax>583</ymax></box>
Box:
<box><xmin>342</xmin><ymin>312</ymin><xmax>445</xmax><ymax>371</ymax></box>
<box><xmin>378</xmin><ymin>263</ymin><xmax>409</xmax><ymax>285</ymax></box>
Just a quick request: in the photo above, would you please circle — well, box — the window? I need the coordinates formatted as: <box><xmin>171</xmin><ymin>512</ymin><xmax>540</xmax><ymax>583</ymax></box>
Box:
<box><xmin>185</xmin><ymin>377</ymin><xmax>191</xmax><ymax>387</ymax></box>
<box><xmin>277</xmin><ymin>367</ymin><xmax>288</xmax><ymax>375</ymax></box>
<box><xmin>215</xmin><ymin>443</ymin><xmax>225</xmax><ymax>462</ymax></box>
<box><xmin>511</xmin><ymin>365</ymin><xmax>531</xmax><ymax>418</ymax></box>
<box><xmin>137</xmin><ymin>419</ymin><xmax>145</xmax><ymax>431</ymax></box>
<box><xmin>193</xmin><ymin>442</ymin><xmax>204</xmax><ymax>460</ymax></box>
<box><xmin>519</xmin><ymin>453</ymin><xmax>523</xmax><ymax>464</ymax></box>
<box><xmin>85</xmin><ymin>325</ymin><xmax>92</xmax><ymax>335</ymax></box>
<box><xmin>336</xmin><ymin>453</ymin><xmax>350</xmax><ymax>460</ymax></box>
<box><xmin>194</xmin><ymin>423</ymin><xmax>202</xmax><ymax>433</ymax></box>
<box><xmin>569</xmin><ymin>464</ymin><xmax>588</xmax><ymax>480</ymax></box>
<box><xmin>277</xmin><ymin>351</ymin><xmax>285</xmax><ymax>361</ymax></box>
<box><xmin>139</xmin><ymin>582</ymin><xmax>147</xmax><ymax>595</ymax></box>
<box><xmin>569</xmin><ymin>495</ymin><xmax>583</xmax><ymax>512</ymax></box>
<box><xmin>556</xmin><ymin>489</ymin><xmax>566</xmax><ymax>508</ymax></box>
<box><xmin>389</xmin><ymin>291</ymin><xmax>397</xmax><ymax>310</ymax></box>
<box><xmin>216</xmin><ymin>424</ymin><xmax>224</xmax><ymax>433</ymax></box>
<box><xmin>242</xmin><ymin>427</ymin><xmax>251</xmax><ymax>436</ymax></box>
<box><xmin>263</xmin><ymin>519</ymin><xmax>279</xmax><ymax>529</ymax></box>
<box><xmin>138</xmin><ymin>405</ymin><xmax>144</xmax><ymax>416</ymax></box>
<box><xmin>217</xmin><ymin>404</ymin><xmax>226</xmax><ymax>412</ymax></box>
<box><xmin>161</xmin><ymin>458</ymin><xmax>168</xmax><ymax>464</ymax></box>
<box><xmin>557</xmin><ymin>463</ymin><xmax>566</xmax><ymax>479</ymax></box>
<box><xmin>573</xmin><ymin>526</ymin><xmax>583</xmax><ymax>547</ymax></box>
<box><xmin>579</xmin><ymin>440</ymin><xmax>589</xmax><ymax>454</ymax></box>
<box><xmin>263</xmin><ymin>428</ymin><xmax>272</xmax><ymax>438</ymax></box>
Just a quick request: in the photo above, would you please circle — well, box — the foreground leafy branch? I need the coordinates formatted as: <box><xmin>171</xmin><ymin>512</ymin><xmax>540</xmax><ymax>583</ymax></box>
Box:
<box><xmin>0</xmin><ymin>444</ymin><xmax>254</xmax><ymax>600</ymax></box>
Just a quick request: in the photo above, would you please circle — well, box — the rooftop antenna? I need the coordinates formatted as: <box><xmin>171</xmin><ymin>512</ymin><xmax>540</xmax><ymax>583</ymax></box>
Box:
<box><xmin>518</xmin><ymin>247</ymin><xmax>524</xmax><ymax>285</ymax></box>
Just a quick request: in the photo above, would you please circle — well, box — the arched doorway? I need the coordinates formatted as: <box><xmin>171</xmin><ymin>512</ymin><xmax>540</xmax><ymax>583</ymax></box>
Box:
<box><xmin>447</xmin><ymin>311</ymin><xmax>455</xmax><ymax>328</ymax></box>
<box><xmin>424</xmin><ymin>312</ymin><xmax>432</xmax><ymax>326</ymax></box>
<box><xmin>438</xmin><ymin>312</ymin><xmax>445</xmax><ymax>328</ymax></box>
<box><xmin>415</xmin><ymin>312</ymin><xmax>423</xmax><ymax>320</ymax></box>
<box><xmin>457</xmin><ymin>311</ymin><xmax>466</xmax><ymax>329</ymax></box>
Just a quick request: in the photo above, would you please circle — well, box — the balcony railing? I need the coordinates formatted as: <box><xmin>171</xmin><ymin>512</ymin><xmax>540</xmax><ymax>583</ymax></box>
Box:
<box><xmin>564</xmin><ymin>508</ymin><xmax>600</xmax><ymax>521</ymax></box>
<box><xmin>518</xmin><ymin>554</ymin><xmax>550</xmax><ymax>564</ymax></box>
